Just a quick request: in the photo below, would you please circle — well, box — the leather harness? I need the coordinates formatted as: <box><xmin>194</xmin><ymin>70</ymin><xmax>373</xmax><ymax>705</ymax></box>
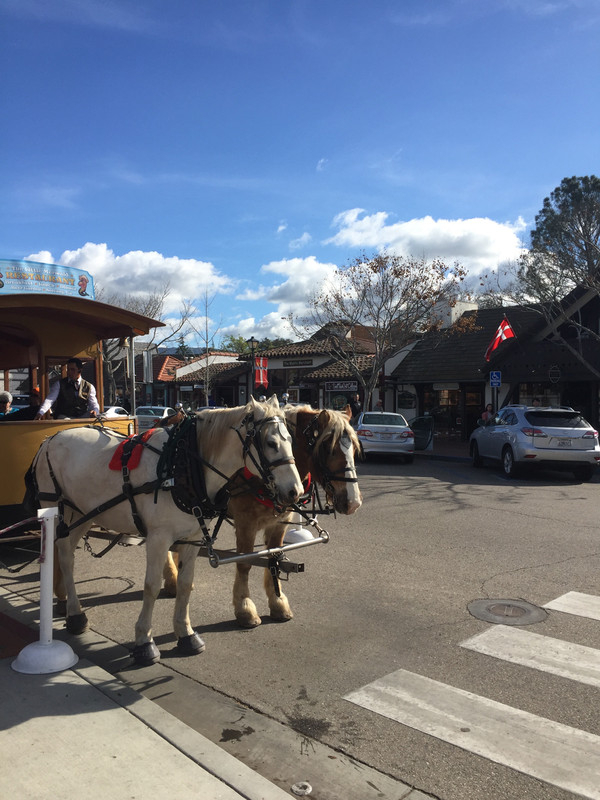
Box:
<box><xmin>34</xmin><ymin>412</ymin><xmax>295</xmax><ymax>553</ymax></box>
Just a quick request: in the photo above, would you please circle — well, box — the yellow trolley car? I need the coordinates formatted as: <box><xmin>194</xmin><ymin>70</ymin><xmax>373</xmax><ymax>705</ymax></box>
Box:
<box><xmin>0</xmin><ymin>290</ymin><xmax>162</xmax><ymax>532</ymax></box>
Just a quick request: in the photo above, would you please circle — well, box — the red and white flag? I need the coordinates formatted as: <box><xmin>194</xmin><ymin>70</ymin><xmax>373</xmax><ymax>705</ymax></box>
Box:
<box><xmin>485</xmin><ymin>317</ymin><xmax>515</xmax><ymax>361</ymax></box>
<box><xmin>255</xmin><ymin>356</ymin><xmax>268</xmax><ymax>387</ymax></box>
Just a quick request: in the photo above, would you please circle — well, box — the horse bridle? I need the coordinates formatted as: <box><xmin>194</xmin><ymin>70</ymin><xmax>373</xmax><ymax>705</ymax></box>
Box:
<box><xmin>234</xmin><ymin>412</ymin><xmax>297</xmax><ymax>500</ymax></box>
<box><xmin>300</xmin><ymin>412</ymin><xmax>359</xmax><ymax>499</ymax></box>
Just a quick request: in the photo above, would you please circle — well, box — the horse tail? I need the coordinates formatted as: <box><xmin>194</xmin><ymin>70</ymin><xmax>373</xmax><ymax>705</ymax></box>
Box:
<box><xmin>22</xmin><ymin>439</ymin><xmax>48</xmax><ymax>515</ymax></box>
<box><xmin>22</xmin><ymin>460</ymin><xmax>39</xmax><ymax>515</ymax></box>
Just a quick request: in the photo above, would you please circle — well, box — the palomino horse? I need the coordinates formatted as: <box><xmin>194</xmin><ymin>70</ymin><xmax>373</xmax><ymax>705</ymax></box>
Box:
<box><xmin>27</xmin><ymin>397</ymin><xmax>303</xmax><ymax>664</ymax></box>
<box><xmin>164</xmin><ymin>404</ymin><xmax>362</xmax><ymax>627</ymax></box>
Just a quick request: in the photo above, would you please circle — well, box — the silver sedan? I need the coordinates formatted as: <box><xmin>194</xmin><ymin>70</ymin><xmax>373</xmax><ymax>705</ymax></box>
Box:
<box><xmin>354</xmin><ymin>411</ymin><xmax>415</xmax><ymax>463</ymax></box>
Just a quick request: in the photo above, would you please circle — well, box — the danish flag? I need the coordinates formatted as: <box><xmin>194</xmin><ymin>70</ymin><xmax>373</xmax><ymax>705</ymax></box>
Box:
<box><xmin>255</xmin><ymin>356</ymin><xmax>268</xmax><ymax>387</ymax></box>
<box><xmin>485</xmin><ymin>317</ymin><xmax>515</xmax><ymax>361</ymax></box>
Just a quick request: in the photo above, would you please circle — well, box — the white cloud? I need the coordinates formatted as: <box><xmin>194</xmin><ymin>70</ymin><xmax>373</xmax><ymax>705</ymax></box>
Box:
<box><xmin>220</xmin><ymin>313</ymin><xmax>296</xmax><ymax>341</ymax></box>
<box><xmin>277</xmin><ymin>221</ymin><xmax>288</xmax><ymax>234</ymax></box>
<box><xmin>27</xmin><ymin>242</ymin><xmax>234</xmax><ymax>314</ymax></box>
<box><xmin>236</xmin><ymin>286</ymin><xmax>270</xmax><ymax>301</ymax></box>
<box><xmin>316</xmin><ymin>158</ymin><xmax>328</xmax><ymax>172</ymax></box>
<box><xmin>325</xmin><ymin>209</ymin><xmax>527</xmax><ymax>272</ymax></box>
<box><xmin>260</xmin><ymin>256</ymin><xmax>338</xmax><ymax>311</ymax></box>
<box><xmin>2</xmin><ymin>0</ymin><xmax>157</xmax><ymax>33</ymax></box>
<box><xmin>289</xmin><ymin>232</ymin><xmax>312</xmax><ymax>250</ymax></box>
<box><xmin>223</xmin><ymin>256</ymin><xmax>339</xmax><ymax>339</ymax></box>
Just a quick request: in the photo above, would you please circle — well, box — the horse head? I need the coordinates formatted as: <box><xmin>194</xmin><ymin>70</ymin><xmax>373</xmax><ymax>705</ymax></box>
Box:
<box><xmin>289</xmin><ymin>405</ymin><xmax>362</xmax><ymax>514</ymax></box>
<box><xmin>241</xmin><ymin>395</ymin><xmax>303</xmax><ymax>506</ymax></box>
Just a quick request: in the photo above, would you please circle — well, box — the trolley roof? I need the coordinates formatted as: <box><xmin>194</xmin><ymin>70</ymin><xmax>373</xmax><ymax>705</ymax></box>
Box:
<box><xmin>0</xmin><ymin>293</ymin><xmax>164</xmax><ymax>370</ymax></box>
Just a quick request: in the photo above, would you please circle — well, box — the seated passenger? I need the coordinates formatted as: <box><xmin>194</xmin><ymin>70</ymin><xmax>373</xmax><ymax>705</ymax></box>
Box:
<box><xmin>0</xmin><ymin>391</ymin><xmax>16</xmax><ymax>417</ymax></box>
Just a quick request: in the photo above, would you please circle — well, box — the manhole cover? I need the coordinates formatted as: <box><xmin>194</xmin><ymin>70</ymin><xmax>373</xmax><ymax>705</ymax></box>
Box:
<box><xmin>467</xmin><ymin>598</ymin><xmax>547</xmax><ymax>626</ymax></box>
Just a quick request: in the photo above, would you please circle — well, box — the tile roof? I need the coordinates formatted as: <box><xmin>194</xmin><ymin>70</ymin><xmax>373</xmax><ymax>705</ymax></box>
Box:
<box><xmin>134</xmin><ymin>353</ymin><xmax>184</xmax><ymax>382</ymax></box>
<box><xmin>304</xmin><ymin>355</ymin><xmax>374</xmax><ymax>380</ymax></box>
<box><xmin>253</xmin><ymin>333</ymin><xmax>375</xmax><ymax>359</ymax></box>
<box><xmin>156</xmin><ymin>355</ymin><xmax>184</xmax><ymax>382</ymax></box>
<box><xmin>178</xmin><ymin>361</ymin><xmax>248</xmax><ymax>383</ymax></box>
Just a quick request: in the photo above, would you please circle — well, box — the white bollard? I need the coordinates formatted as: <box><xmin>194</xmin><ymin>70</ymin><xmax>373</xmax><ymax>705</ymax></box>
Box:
<box><xmin>12</xmin><ymin>508</ymin><xmax>78</xmax><ymax>674</ymax></box>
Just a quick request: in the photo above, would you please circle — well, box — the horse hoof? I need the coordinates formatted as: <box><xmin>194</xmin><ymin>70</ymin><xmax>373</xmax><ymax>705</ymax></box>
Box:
<box><xmin>66</xmin><ymin>612</ymin><xmax>88</xmax><ymax>634</ymax></box>
<box><xmin>55</xmin><ymin>599</ymin><xmax>67</xmax><ymax>617</ymax></box>
<box><xmin>236</xmin><ymin>615</ymin><xmax>261</xmax><ymax>629</ymax></box>
<box><xmin>177</xmin><ymin>632</ymin><xmax>206</xmax><ymax>655</ymax></box>
<box><xmin>133</xmin><ymin>641</ymin><xmax>161</xmax><ymax>665</ymax></box>
<box><xmin>270</xmin><ymin>611</ymin><xmax>293</xmax><ymax>623</ymax></box>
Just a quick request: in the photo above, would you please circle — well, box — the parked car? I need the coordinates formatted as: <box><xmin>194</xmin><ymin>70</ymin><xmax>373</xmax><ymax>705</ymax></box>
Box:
<box><xmin>136</xmin><ymin>405</ymin><xmax>177</xmax><ymax>432</ymax></box>
<box><xmin>469</xmin><ymin>405</ymin><xmax>600</xmax><ymax>481</ymax></box>
<box><xmin>353</xmin><ymin>411</ymin><xmax>414</xmax><ymax>462</ymax></box>
<box><xmin>101</xmin><ymin>406</ymin><xmax>130</xmax><ymax>417</ymax></box>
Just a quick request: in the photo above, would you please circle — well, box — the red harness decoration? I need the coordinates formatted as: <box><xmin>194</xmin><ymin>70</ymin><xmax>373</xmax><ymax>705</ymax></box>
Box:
<box><xmin>242</xmin><ymin>466</ymin><xmax>311</xmax><ymax>507</ymax></box>
<box><xmin>109</xmin><ymin>429</ymin><xmax>158</xmax><ymax>471</ymax></box>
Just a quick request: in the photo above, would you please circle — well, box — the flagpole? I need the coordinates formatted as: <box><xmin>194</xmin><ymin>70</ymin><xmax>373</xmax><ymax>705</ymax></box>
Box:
<box><xmin>247</xmin><ymin>336</ymin><xmax>257</xmax><ymax>400</ymax></box>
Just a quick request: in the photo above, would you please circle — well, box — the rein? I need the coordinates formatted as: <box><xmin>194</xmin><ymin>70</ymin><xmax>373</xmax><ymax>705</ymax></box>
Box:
<box><xmin>37</xmin><ymin>410</ymin><xmax>297</xmax><ymax>560</ymax></box>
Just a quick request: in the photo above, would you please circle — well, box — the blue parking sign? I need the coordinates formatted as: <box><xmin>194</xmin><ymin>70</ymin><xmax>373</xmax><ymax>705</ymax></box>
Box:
<box><xmin>490</xmin><ymin>371</ymin><xmax>501</xmax><ymax>387</ymax></box>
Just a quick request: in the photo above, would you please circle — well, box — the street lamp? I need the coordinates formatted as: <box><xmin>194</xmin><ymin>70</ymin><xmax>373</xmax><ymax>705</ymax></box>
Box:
<box><xmin>246</xmin><ymin>336</ymin><xmax>257</xmax><ymax>400</ymax></box>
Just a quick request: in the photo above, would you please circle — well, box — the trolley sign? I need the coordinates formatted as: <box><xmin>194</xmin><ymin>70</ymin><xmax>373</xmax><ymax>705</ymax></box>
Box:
<box><xmin>490</xmin><ymin>370</ymin><xmax>501</xmax><ymax>387</ymax></box>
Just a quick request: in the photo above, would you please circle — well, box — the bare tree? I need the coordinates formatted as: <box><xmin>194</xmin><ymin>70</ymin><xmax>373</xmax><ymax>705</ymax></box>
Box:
<box><xmin>97</xmin><ymin>283</ymin><xmax>192</xmax><ymax>404</ymax></box>
<box><xmin>186</xmin><ymin>290</ymin><xmax>222</xmax><ymax>406</ymax></box>
<box><xmin>475</xmin><ymin>178</ymin><xmax>600</xmax><ymax>382</ymax></box>
<box><xmin>289</xmin><ymin>251</ymin><xmax>468</xmax><ymax>409</ymax></box>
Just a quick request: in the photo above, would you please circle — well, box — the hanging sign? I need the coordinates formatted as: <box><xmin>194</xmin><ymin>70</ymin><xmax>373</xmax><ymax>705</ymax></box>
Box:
<box><xmin>0</xmin><ymin>259</ymin><xmax>95</xmax><ymax>299</ymax></box>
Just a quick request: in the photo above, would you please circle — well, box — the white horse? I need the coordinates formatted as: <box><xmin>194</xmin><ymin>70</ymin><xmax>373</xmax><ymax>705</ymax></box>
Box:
<box><xmin>27</xmin><ymin>397</ymin><xmax>303</xmax><ymax>664</ymax></box>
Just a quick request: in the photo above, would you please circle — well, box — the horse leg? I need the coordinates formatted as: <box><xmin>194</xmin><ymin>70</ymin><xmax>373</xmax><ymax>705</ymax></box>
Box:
<box><xmin>233</xmin><ymin>522</ymin><xmax>261</xmax><ymax>628</ymax></box>
<box><xmin>173</xmin><ymin>543</ymin><xmax>205</xmax><ymax>656</ymax></box>
<box><xmin>55</xmin><ymin>526</ymin><xmax>90</xmax><ymax>634</ymax></box>
<box><xmin>264</xmin><ymin>519</ymin><xmax>293</xmax><ymax>622</ymax></box>
<box><xmin>133</xmin><ymin>534</ymin><xmax>170</xmax><ymax>665</ymax></box>
<box><xmin>163</xmin><ymin>550</ymin><xmax>179</xmax><ymax>597</ymax></box>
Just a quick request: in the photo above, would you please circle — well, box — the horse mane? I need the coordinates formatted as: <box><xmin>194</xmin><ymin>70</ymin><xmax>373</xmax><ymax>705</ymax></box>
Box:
<box><xmin>194</xmin><ymin>401</ymin><xmax>281</xmax><ymax>453</ymax></box>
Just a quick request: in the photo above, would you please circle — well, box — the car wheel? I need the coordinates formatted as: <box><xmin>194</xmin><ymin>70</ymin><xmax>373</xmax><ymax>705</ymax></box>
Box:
<box><xmin>404</xmin><ymin>454</ymin><xmax>414</xmax><ymax>464</ymax></box>
<box><xmin>470</xmin><ymin>441</ymin><xmax>482</xmax><ymax>467</ymax></box>
<box><xmin>573</xmin><ymin>465</ymin><xmax>594</xmax><ymax>482</ymax></box>
<box><xmin>502</xmin><ymin>446</ymin><xmax>519</xmax><ymax>478</ymax></box>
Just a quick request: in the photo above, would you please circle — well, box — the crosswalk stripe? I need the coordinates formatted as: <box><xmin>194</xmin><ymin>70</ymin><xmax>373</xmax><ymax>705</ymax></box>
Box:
<box><xmin>461</xmin><ymin>626</ymin><xmax>600</xmax><ymax>687</ymax></box>
<box><xmin>543</xmin><ymin>591</ymin><xmax>600</xmax><ymax>620</ymax></box>
<box><xmin>344</xmin><ymin>669</ymin><xmax>600</xmax><ymax>799</ymax></box>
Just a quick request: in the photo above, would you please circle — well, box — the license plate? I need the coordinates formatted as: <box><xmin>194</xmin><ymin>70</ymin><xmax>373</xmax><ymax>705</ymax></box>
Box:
<box><xmin>556</xmin><ymin>439</ymin><xmax>572</xmax><ymax>448</ymax></box>
<box><xmin>379</xmin><ymin>433</ymin><xmax>391</xmax><ymax>440</ymax></box>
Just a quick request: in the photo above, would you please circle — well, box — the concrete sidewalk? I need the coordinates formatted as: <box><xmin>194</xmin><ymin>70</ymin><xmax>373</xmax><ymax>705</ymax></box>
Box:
<box><xmin>0</xmin><ymin>610</ymin><xmax>293</xmax><ymax>800</ymax></box>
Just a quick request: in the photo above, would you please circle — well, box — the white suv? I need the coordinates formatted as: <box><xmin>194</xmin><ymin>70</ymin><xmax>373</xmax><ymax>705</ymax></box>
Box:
<box><xmin>469</xmin><ymin>405</ymin><xmax>600</xmax><ymax>481</ymax></box>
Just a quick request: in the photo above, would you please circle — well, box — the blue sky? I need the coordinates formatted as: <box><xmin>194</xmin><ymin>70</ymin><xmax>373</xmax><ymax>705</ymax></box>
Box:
<box><xmin>2</xmin><ymin>0</ymin><xmax>599</xmax><ymax>345</ymax></box>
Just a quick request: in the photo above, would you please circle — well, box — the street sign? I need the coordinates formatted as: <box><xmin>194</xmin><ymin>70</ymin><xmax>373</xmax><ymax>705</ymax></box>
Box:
<box><xmin>490</xmin><ymin>371</ymin><xmax>501</xmax><ymax>387</ymax></box>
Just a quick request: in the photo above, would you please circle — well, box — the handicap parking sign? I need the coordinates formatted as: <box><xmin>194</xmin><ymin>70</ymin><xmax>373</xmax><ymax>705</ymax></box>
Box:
<box><xmin>490</xmin><ymin>371</ymin><xmax>501</xmax><ymax>387</ymax></box>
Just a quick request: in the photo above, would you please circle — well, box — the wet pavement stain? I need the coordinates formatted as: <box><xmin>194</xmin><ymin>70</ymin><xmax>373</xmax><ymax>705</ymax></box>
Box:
<box><xmin>219</xmin><ymin>725</ymin><xmax>255</xmax><ymax>742</ymax></box>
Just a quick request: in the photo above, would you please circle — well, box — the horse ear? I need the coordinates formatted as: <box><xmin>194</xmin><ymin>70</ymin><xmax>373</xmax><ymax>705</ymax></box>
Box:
<box><xmin>342</xmin><ymin>404</ymin><xmax>352</xmax><ymax>420</ymax></box>
<box><xmin>266</xmin><ymin>394</ymin><xmax>280</xmax><ymax>409</ymax></box>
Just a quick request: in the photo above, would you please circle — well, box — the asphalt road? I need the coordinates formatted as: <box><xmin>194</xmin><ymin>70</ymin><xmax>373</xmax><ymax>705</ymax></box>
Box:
<box><xmin>3</xmin><ymin>456</ymin><xmax>600</xmax><ymax>800</ymax></box>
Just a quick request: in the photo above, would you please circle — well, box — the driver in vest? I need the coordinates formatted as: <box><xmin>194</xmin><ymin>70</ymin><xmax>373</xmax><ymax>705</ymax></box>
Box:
<box><xmin>35</xmin><ymin>358</ymin><xmax>100</xmax><ymax>420</ymax></box>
